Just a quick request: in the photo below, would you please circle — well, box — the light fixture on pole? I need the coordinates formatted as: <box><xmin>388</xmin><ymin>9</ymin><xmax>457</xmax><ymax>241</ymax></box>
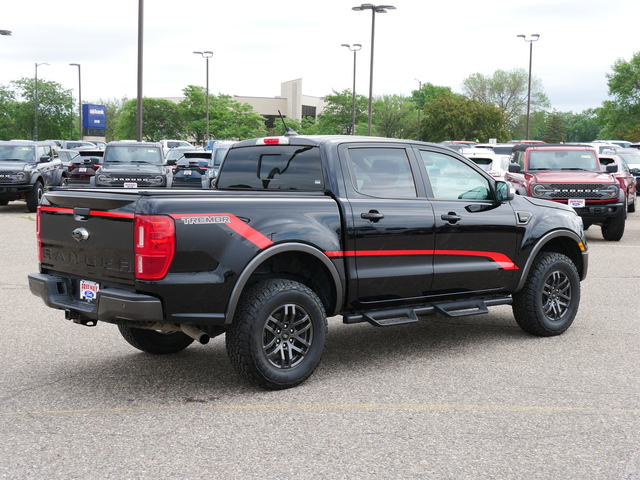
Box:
<box><xmin>341</xmin><ymin>43</ymin><xmax>362</xmax><ymax>135</ymax></box>
<box><xmin>34</xmin><ymin>62</ymin><xmax>49</xmax><ymax>141</ymax></box>
<box><xmin>69</xmin><ymin>63</ymin><xmax>82</xmax><ymax>140</ymax></box>
<box><xmin>194</xmin><ymin>50</ymin><xmax>214</xmax><ymax>146</ymax></box>
<box><xmin>517</xmin><ymin>33</ymin><xmax>540</xmax><ymax>141</ymax></box>
<box><xmin>415</xmin><ymin>79</ymin><xmax>422</xmax><ymax>141</ymax></box>
<box><xmin>352</xmin><ymin>3</ymin><xmax>396</xmax><ymax>136</ymax></box>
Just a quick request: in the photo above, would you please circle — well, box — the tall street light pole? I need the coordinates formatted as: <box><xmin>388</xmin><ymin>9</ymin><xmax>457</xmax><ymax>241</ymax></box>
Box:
<box><xmin>352</xmin><ymin>3</ymin><xmax>396</xmax><ymax>136</ymax></box>
<box><xmin>69</xmin><ymin>63</ymin><xmax>82</xmax><ymax>140</ymax></box>
<box><xmin>341</xmin><ymin>43</ymin><xmax>362</xmax><ymax>135</ymax></box>
<box><xmin>194</xmin><ymin>51</ymin><xmax>214</xmax><ymax>146</ymax></box>
<box><xmin>415</xmin><ymin>79</ymin><xmax>422</xmax><ymax>141</ymax></box>
<box><xmin>136</xmin><ymin>0</ymin><xmax>144</xmax><ymax>142</ymax></box>
<box><xmin>517</xmin><ymin>33</ymin><xmax>540</xmax><ymax>141</ymax></box>
<box><xmin>34</xmin><ymin>62</ymin><xmax>48</xmax><ymax>141</ymax></box>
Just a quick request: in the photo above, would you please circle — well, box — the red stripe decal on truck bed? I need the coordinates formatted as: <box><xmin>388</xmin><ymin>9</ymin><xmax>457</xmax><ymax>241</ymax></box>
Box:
<box><xmin>170</xmin><ymin>213</ymin><xmax>274</xmax><ymax>250</ymax></box>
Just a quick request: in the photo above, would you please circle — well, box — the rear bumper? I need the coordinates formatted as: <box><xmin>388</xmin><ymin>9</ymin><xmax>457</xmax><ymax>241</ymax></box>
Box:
<box><xmin>28</xmin><ymin>272</ymin><xmax>163</xmax><ymax>324</ymax></box>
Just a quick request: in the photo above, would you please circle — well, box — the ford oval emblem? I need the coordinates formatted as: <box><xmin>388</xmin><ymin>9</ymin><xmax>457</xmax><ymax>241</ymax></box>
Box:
<box><xmin>72</xmin><ymin>227</ymin><xmax>90</xmax><ymax>242</ymax></box>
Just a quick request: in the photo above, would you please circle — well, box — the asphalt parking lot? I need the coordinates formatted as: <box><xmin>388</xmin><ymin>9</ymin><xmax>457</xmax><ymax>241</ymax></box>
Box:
<box><xmin>1</xmin><ymin>199</ymin><xmax>638</xmax><ymax>480</ymax></box>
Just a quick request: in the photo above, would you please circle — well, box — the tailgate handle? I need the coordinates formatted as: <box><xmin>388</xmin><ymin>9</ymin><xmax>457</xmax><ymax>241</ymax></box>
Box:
<box><xmin>73</xmin><ymin>207</ymin><xmax>91</xmax><ymax>221</ymax></box>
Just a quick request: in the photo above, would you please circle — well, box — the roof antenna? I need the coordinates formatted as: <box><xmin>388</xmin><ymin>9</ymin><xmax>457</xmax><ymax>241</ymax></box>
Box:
<box><xmin>278</xmin><ymin>110</ymin><xmax>298</xmax><ymax>137</ymax></box>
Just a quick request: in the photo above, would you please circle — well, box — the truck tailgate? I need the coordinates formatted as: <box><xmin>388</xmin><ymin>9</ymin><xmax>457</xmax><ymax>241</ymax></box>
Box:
<box><xmin>38</xmin><ymin>189</ymin><xmax>139</xmax><ymax>284</ymax></box>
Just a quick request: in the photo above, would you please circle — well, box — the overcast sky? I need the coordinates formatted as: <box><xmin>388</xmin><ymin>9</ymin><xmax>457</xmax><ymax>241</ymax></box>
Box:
<box><xmin>1</xmin><ymin>0</ymin><xmax>638</xmax><ymax>113</ymax></box>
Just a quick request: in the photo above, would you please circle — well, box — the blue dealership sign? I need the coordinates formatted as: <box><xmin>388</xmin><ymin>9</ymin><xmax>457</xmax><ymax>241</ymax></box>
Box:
<box><xmin>82</xmin><ymin>104</ymin><xmax>106</xmax><ymax>129</ymax></box>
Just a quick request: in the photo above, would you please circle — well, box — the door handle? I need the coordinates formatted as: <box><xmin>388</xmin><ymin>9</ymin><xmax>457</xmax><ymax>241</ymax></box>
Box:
<box><xmin>361</xmin><ymin>210</ymin><xmax>384</xmax><ymax>222</ymax></box>
<box><xmin>441</xmin><ymin>213</ymin><xmax>461</xmax><ymax>224</ymax></box>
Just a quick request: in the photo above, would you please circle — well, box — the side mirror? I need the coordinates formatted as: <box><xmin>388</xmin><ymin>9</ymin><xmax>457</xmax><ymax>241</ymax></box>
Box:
<box><xmin>630</xmin><ymin>167</ymin><xmax>640</xmax><ymax>175</ymax></box>
<box><xmin>508</xmin><ymin>163</ymin><xmax>521</xmax><ymax>173</ymax></box>
<box><xmin>495</xmin><ymin>181</ymin><xmax>513</xmax><ymax>202</ymax></box>
<box><xmin>39</xmin><ymin>156</ymin><xmax>51</xmax><ymax>163</ymax></box>
<box><xmin>166</xmin><ymin>159</ymin><xmax>176</xmax><ymax>166</ymax></box>
<box><xmin>606</xmin><ymin>164</ymin><xmax>618</xmax><ymax>174</ymax></box>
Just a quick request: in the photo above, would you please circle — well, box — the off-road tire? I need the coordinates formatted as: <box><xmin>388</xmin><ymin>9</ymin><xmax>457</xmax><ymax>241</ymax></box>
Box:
<box><xmin>118</xmin><ymin>325</ymin><xmax>194</xmax><ymax>354</ymax></box>
<box><xmin>601</xmin><ymin>213</ymin><xmax>625</xmax><ymax>241</ymax></box>
<box><xmin>512</xmin><ymin>252</ymin><xmax>580</xmax><ymax>336</ymax></box>
<box><xmin>226</xmin><ymin>279</ymin><xmax>328</xmax><ymax>390</ymax></box>
<box><xmin>26</xmin><ymin>180</ymin><xmax>44</xmax><ymax>213</ymax></box>
<box><xmin>628</xmin><ymin>192</ymin><xmax>636</xmax><ymax>213</ymax></box>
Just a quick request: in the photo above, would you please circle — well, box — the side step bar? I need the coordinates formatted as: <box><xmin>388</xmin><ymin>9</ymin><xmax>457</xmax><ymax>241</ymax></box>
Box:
<box><xmin>343</xmin><ymin>297</ymin><xmax>512</xmax><ymax>327</ymax></box>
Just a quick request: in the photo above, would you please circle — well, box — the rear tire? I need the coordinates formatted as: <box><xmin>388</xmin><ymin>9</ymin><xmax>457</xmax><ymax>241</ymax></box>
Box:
<box><xmin>628</xmin><ymin>192</ymin><xmax>636</xmax><ymax>213</ymax></box>
<box><xmin>512</xmin><ymin>252</ymin><xmax>580</xmax><ymax>336</ymax></box>
<box><xmin>226</xmin><ymin>279</ymin><xmax>328</xmax><ymax>390</ymax></box>
<box><xmin>118</xmin><ymin>325</ymin><xmax>194</xmax><ymax>354</ymax></box>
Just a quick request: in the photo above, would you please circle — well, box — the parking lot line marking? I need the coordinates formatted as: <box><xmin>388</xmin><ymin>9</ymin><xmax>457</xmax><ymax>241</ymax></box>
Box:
<box><xmin>2</xmin><ymin>403</ymin><xmax>638</xmax><ymax>417</ymax></box>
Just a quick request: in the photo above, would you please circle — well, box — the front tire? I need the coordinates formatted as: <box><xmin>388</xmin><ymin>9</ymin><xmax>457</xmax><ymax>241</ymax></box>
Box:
<box><xmin>512</xmin><ymin>252</ymin><xmax>580</xmax><ymax>336</ymax></box>
<box><xmin>601</xmin><ymin>213</ymin><xmax>625</xmax><ymax>241</ymax></box>
<box><xmin>118</xmin><ymin>325</ymin><xmax>194</xmax><ymax>354</ymax></box>
<box><xmin>226</xmin><ymin>279</ymin><xmax>328</xmax><ymax>390</ymax></box>
<box><xmin>26</xmin><ymin>180</ymin><xmax>44</xmax><ymax>213</ymax></box>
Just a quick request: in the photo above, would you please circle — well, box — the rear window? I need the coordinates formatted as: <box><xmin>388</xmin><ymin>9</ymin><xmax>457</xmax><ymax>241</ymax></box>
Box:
<box><xmin>217</xmin><ymin>145</ymin><xmax>324</xmax><ymax>191</ymax></box>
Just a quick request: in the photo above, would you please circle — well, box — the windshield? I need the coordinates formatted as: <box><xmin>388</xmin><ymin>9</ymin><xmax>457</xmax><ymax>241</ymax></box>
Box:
<box><xmin>528</xmin><ymin>150</ymin><xmax>599</xmax><ymax>170</ymax></box>
<box><xmin>0</xmin><ymin>145</ymin><xmax>34</xmax><ymax>161</ymax></box>
<box><xmin>104</xmin><ymin>146</ymin><xmax>163</xmax><ymax>164</ymax></box>
<box><xmin>618</xmin><ymin>152</ymin><xmax>640</xmax><ymax>167</ymax></box>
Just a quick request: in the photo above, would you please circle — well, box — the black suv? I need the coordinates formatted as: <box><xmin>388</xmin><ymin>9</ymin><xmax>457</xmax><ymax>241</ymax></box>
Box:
<box><xmin>0</xmin><ymin>140</ymin><xmax>67</xmax><ymax>212</ymax></box>
<box><xmin>91</xmin><ymin>141</ymin><xmax>172</xmax><ymax>188</ymax></box>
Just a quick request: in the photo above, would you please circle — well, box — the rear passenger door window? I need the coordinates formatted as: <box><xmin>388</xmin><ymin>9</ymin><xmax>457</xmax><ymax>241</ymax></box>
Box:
<box><xmin>348</xmin><ymin>147</ymin><xmax>417</xmax><ymax>198</ymax></box>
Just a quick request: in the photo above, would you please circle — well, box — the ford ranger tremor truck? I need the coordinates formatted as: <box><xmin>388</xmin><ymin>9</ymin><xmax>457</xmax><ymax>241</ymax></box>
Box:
<box><xmin>90</xmin><ymin>141</ymin><xmax>173</xmax><ymax>188</ymax></box>
<box><xmin>505</xmin><ymin>144</ymin><xmax>626</xmax><ymax>241</ymax></box>
<box><xmin>28</xmin><ymin>135</ymin><xmax>588</xmax><ymax>390</ymax></box>
<box><xmin>0</xmin><ymin>140</ymin><xmax>67</xmax><ymax>212</ymax></box>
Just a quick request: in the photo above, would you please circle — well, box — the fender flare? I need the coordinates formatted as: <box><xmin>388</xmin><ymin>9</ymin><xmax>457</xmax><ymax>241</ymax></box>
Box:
<box><xmin>52</xmin><ymin>169</ymin><xmax>67</xmax><ymax>186</ymax></box>
<box><xmin>224</xmin><ymin>242</ymin><xmax>344</xmax><ymax>323</ymax></box>
<box><xmin>515</xmin><ymin>229</ymin><xmax>587</xmax><ymax>291</ymax></box>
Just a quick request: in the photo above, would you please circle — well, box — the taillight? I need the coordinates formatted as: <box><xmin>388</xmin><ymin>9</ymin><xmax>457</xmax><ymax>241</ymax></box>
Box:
<box><xmin>134</xmin><ymin>215</ymin><xmax>175</xmax><ymax>280</ymax></box>
<box><xmin>36</xmin><ymin>207</ymin><xmax>42</xmax><ymax>262</ymax></box>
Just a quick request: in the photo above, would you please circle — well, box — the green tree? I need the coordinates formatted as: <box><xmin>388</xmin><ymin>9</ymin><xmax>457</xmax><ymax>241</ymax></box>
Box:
<box><xmin>373</xmin><ymin>94</ymin><xmax>417</xmax><ymax>139</ymax></box>
<box><xmin>315</xmin><ymin>89</ymin><xmax>368</xmax><ymax>135</ymax></box>
<box><xmin>179</xmin><ymin>87</ymin><xmax>266</xmax><ymax>143</ymax></box>
<box><xmin>0</xmin><ymin>85</ymin><xmax>18</xmax><ymax>140</ymax></box>
<box><xmin>462</xmin><ymin>68</ymin><xmax>550</xmax><ymax>137</ymax></box>
<box><xmin>208</xmin><ymin>94</ymin><xmax>267</xmax><ymax>140</ymax></box>
<box><xmin>558</xmin><ymin>109</ymin><xmax>600</xmax><ymax>143</ymax></box>
<box><xmin>96</xmin><ymin>97</ymin><xmax>127</xmax><ymax>142</ymax></box>
<box><xmin>596</xmin><ymin>52</ymin><xmax>640</xmax><ymax>141</ymax></box>
<box><xmin>114</xmin><ymin>98</ymin><xmax>183</xmax><ymax>141</ymax></box>
<box><xmin>410</xmin><ymin>83</ymin><xmax>453</xmax><ymax>109</ymax></box>
<box><xmin>542</xmin><ymin>112</ymin><xmax>566</xmax><ymax>143</ymax></box>
<box><xmin>8</xmin><ymin>77</ymin><xmax>74</xmax><ymax>140</ymax></box>
<box><xmin>421</xmin><ymin>92</ymin><xmax>509</xmax><ymax>143</ymax></box>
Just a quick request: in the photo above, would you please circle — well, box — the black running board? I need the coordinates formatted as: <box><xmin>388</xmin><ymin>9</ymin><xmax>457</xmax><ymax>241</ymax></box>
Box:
<box><xmin>343</xmin><ymin>297</ymin><xmax>512</xmax><ymax>327</ymax></box>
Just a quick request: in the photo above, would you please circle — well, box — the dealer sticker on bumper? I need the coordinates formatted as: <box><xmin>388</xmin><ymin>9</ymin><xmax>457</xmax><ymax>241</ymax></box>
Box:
<box><xmin>569</xmin><ymin>199</ymin><xmax>585</xmax><ymax>208</ymax></box>
<box><xmin>80</xmin><ymin>279</ymin><xmax>99</xmax><ymax>301</ymax></box>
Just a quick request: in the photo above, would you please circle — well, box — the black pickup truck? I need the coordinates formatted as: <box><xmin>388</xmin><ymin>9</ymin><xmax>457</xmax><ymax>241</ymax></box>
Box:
<box><xmin>29</xmin><ymin>134</ymin><xmax>588</xmax><ymax>389</ymax></box>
